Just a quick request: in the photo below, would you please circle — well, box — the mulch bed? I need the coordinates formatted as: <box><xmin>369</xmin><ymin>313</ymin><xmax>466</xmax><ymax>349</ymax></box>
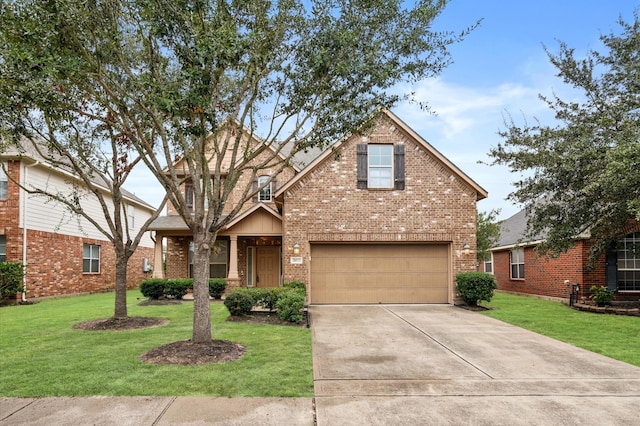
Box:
<box><xmin>73</xmin><ymin>316</ymin><xmax>169</xmax><ymax>331</ymax></box>
<box><xmin>139</xmin><ymin>340</ymin><xmax>247</xmax><ymax>365</ymax></box>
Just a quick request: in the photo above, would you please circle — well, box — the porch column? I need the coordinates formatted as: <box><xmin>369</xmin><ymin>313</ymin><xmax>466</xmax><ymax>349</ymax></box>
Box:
<box><xmin>152</xmin><ymin>233</ymin><xmax>164</xmax><ymax>278</ymax></box>
<box><xmin>228</xmin><ymin>235</ymin><xmax>239</xmax><ymax>280</ymax></box>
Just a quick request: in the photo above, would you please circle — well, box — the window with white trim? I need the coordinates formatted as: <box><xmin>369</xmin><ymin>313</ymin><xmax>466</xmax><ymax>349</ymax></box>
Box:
<box><xmin>483</xmin><ymin>252</ymin><xmax>493</xmax><ymax>274</ymax></box>
<box><xmin>258</xmin><ymin>176</ymin><xmax>272</xmax><ymax>202</ymax></box>
<box><xmin>368</xmin><ymin>144</ymin><xmax>394</xmax><ymax>188</ymax></box>
<box><xmin>618</xmin><ymin>232</ymin><xmax>640</xmax><ymax>291</ymax></box>
<box><xmin>127</xmin><ymin>205</ymin><xmax>135</xmax><ymax>229</ymax></box>
<box><xmin>510</xmin><ymin>247</ymin><xmax>524</xmax><ymax>279</ymax></box>
<box><xmin>0</xmin><ymin>163</ymin><xmax>7</xmax><ymax>200</ymax></box>
<box><xmin>83</xmin><ymin>244</ymin><xmax>100</xmax><ymax>274</ymax></box>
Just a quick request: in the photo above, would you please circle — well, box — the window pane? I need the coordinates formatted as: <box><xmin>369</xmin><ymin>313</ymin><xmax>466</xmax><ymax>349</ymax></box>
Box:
<box><xmin>247</xmin><ymin>247</ymin><xmax>254</xmax><ymax>287</ymax></box>
<box><xmin>83</xmin><ymin>244</ymin><xmax>91</xmax><ymax>258</ymax></box>
<box><xmin>368</xmin><ymin>168</ymin><xmax>392</xmax><ymax>188</ymax></box>
<box><xmin>211</xmin><ymin>240</ymin><xmax>228</xmax><ymax>263</ymax></box>
<box><xmin>258</xmin><ymin>176</ymin><xmax>271</xmax><ymax>201</ymax></box>
<box><xmin>210</xmin><ymin>264</ymin><xmax>226</xmax><ymax>279</ymax></box>
<box><xmin>83</xmin><ymin>259</ymin><xmax>91</xmax><ymax>273</ymax></box>
<box><xmin>368</xmin><ymin>145</ymin><xmax>392</xmax><ymax>165</ymax></box>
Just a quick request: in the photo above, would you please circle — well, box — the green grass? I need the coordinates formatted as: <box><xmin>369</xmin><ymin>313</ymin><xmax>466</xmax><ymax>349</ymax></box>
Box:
<box><xmin>482</xmin><ymin>292</ymin><xmax>640</xmax><ymax>367</ymax></box>
<box><xmin>0</xmin><ymin>290</ymin><xmax>313</xmax><ymax>397</ymax></box>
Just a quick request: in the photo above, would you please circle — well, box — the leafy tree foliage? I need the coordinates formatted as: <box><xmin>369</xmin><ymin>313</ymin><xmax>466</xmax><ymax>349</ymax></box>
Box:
<box><xmin>0</xmin><ymin>0</ymin><xmax>475</xmax><ymax>342</ymax></box>
<box><xmin>476</xmin><ymin>209</ymin><xmax>501</xmax><ymax>264</ymax></box>
<box><xmin>488</xmin><ymin>12</ymin><xmax>640</xmax><ymax>260</ymax></box>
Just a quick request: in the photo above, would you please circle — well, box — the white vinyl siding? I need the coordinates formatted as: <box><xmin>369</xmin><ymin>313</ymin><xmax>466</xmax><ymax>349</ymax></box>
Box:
<box><xmin>22</xmin><ymin>167</ymin><xmax>154</xmax><ymax>248</ymax></box>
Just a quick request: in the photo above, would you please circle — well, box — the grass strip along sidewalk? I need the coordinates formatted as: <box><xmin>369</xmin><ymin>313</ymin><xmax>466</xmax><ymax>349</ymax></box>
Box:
<box><xmin>0</xmin><ymin>290</ymin><xmax>313</xmax><ymax>397</ymax></box>
<box><xmin>482</xmin><ymin>292</ymin><xmax>640</xmax><ymax>367</ymax></box>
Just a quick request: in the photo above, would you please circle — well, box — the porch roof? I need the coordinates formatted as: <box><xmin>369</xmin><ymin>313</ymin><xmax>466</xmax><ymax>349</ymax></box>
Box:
<box><xmin>148</xmin><ymin>203</ymin><xmax>282</xmax><ymax>234</ymax></box>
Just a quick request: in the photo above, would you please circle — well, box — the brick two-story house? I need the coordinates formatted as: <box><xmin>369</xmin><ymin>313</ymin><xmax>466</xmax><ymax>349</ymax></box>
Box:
<box><xmin>150</xmin><ymin>110</ymin><xmax>487</xmax><ymax>304</ymax></box>
<box><xmin>0</xmin><ymin>144</ymin><xmax>156</xmax><ymax>300</ymax></box>
<box><xmin>488</xmin><ymin>208</ymin><xmax>640</xmax><ymax>302</ymax></box>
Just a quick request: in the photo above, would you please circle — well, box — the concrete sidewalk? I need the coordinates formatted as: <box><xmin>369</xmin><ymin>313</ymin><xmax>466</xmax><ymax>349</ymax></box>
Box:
<box><xmin>1</xmin><ymin>397</ymin><xmax>315</xmax><ymax>425</ymax></box>
<box><xmin>311</xmin><ymin>305</ymin><xmax>640</xmax><ymax>425</ymax></box>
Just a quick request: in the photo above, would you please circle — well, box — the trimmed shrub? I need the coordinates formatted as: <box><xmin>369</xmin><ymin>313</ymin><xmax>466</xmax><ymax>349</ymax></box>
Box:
<box><xmin>283</xmin><ymin>281</ymin><xmax>306</xmax><ymax>295</ymax></box>
<box><xmin>259</xmin><ymin>287</ymin><xmax>287</xmax><ymax>312</ymax></box>
<box><xmin>208</xmin><ymin>279</ymin><xmax>227</xmax><ymax>299</ymax></box>
<box><xmin>455</xmin><ymin>272</ymin><xmax>497</xmax><ymax>306</ymax></box>
<box><xmin>590</xmin><ymin>285</ymin><xmax>616</xmax><ymax>306</ymax></box>
<box><xmin>224</xmin><ymin>290</ymin><xmax>254</xmax><ymax>316</ymax></box>
<box><xmin>276</xmin><ymin>290</ymin><xmax>305</xmax><ymax>323</ymax></box>
<box><xmin>0</xmin><ymin>262</ymin><xmax>25</xmax><ymax>297</ymax></box>
<box><xmin>165</xmin><ymin>279</ymin><xmax>193</xmax><ymax>299</ymax></box>
<box><xmin>139</xmin><ymin>279</ymin><xmax>166</xmax><ymax>299</ymax></box>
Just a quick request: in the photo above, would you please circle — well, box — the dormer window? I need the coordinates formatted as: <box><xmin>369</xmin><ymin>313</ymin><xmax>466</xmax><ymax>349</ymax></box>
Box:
<box><xmin>258</xmin><ymin>176</ymin><xmax>272</xmax><ymax>202</ymax></box>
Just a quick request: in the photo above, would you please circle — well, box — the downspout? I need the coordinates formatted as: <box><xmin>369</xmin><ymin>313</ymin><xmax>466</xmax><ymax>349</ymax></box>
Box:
<box><xmin>21</xmin><ymin>161</ymin><xmax>39</xmax><ymax>302</ymax></box>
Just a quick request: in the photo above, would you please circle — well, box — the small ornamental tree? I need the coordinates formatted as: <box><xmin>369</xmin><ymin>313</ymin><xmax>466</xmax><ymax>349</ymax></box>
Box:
<box><xmin>456</xmin><ymin>272</ymin><xmax>497</xmax><ymax>306</ymax></box>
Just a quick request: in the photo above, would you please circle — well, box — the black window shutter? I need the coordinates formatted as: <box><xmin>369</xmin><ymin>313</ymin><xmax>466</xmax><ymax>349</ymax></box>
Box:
<box><xmin>185</xmin><ymin>183</ymin><xmax>194</xmax><ymax>210</ymax></box>
<box><xmin>605</xmin><ymin>245</ymin><xmax>618</xmax><ymax>290</ymax></box>
<box><xmin>356</xmin><ymin>144</ymin><xmax>368</xmax><ymax>189</ymax></box>
<box><xmin>394</xmin><ymin>144</ymin><xmax>405</xmax><ymax>190</ymax></box>
<box><xmin>252</xmin><ymin>178</ymin><xmax>259</xmax><ymax>202</ymax></box>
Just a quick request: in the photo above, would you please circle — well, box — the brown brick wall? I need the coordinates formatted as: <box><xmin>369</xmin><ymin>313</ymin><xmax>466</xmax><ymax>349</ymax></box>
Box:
<box><xmin>281</xmin><ymin>115</ymin><xmax>479</xmax><ymax>302</ymax></box>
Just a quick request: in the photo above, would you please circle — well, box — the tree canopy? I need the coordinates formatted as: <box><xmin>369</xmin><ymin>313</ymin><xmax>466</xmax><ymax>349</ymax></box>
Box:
<box><xmin>1</xmin><ymin>0</ymin><xmax>475</xmax><ymax>342</ymax></box>
<box><xmin>488</xmin><ymin>12</ymin><xmax>640</xmax><ymax>259</ymax></box>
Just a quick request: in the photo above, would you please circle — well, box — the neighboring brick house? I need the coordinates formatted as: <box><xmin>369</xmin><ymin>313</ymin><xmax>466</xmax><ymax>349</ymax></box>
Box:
<box><xmin>489</xmin><ymin>208</ymin><xmax>640</xmax><ymax>302</ymax></box>
<box><xmin>150</xmin><ymin>110</ymin><xmax>487</xmax><ymax>304</ymax></box>
<box><xmin>0</xmin><ymin>145</ymin><xmax>156</xmax><ymax>300</ymax></box>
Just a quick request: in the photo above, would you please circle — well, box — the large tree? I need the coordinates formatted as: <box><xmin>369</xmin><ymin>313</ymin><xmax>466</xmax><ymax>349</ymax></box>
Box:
<box><xmin>0</xmin><ymin>0</ymin><xmax>475</xmax><ymax>343</ymax></box>
<box><xmin>488</xmin><ymin>12</ymin><xmax>640</xmax><ymax>260</ymax></box>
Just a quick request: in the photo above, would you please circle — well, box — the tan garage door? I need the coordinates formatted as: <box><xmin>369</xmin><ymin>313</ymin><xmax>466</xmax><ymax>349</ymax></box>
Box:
<box><xmin>310</xmin><ymin>244</ymin><xmax>449</xmax><ymax>304</ymax></box>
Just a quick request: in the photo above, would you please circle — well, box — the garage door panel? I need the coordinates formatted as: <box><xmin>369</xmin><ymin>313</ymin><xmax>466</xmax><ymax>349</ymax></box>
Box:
<box><xmin>311</xmin><ymin>244</ymin><xmax>449</xmax><ymax>304</ymax></box>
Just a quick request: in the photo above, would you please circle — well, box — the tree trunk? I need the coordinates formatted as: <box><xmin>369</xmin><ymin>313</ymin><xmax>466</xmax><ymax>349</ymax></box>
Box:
<box><xmin>113</xmin><ymin>247</ymin><xmax>129</xmax><ymax>319</ymax></box>
<box><xmin>192</xmin><ymin>233</ymin><xmax>213</xmax><ymax>342</ymax></box>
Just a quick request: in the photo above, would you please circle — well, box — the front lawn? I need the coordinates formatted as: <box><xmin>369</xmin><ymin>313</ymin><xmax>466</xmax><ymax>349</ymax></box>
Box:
<box><xmin>0</xmin><ymin>290</ymin><xmax>313</xmax><ymax>397</ymax></box>
<box><xmin>481</xmin><ymin>292</ymin><xmax>640</xmax><ymax>367</ymax></box>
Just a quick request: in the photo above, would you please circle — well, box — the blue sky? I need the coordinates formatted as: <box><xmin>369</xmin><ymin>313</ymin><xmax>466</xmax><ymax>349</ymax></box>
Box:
<box><xmin>128</xmin><ymin>1</ymin><xmax>638</xmax><ymax>221</ymax></box>
<box><xmin>393</xmin><ymin>0</ymin><xmax>639</xmax><ymax>220</ymax></box>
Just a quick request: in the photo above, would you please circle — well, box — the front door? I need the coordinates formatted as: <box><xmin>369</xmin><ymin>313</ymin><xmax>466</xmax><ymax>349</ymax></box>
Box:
<box><xmin>256</xmin><ymin>246</ymin><xmax>280</xmax><ymax>287</ymax></box>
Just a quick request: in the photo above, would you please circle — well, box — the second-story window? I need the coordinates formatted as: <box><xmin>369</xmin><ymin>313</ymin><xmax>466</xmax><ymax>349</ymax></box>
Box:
<box><xmin>356</xmin><ymin>144</ymin><xmax>405</xmax><ymax>190</ymax></box>
<box><xmin>258</xmin><ymin>176</ymin><xmax>272</xmax><ymax>202</ymax></box>
<box><xmin>0</xmin><ymin>162</ymin><xmax>7</xmax><ymax>200</ymax></box>
<box><xmin>127</xmin><ymin>205</ymin><xmax>135</xmax><ymax>229</ymax></box>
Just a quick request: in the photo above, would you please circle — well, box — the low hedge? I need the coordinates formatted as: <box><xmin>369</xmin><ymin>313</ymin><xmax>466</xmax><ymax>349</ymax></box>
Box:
<box><xmin>139</xmin><ymin>279</ymin><xmax>166</xmax><ymax>300</ymax></box>
<box><xmin>208</xmin><ymin>279</ymin><xmax>227</xmax><ymax>299</ymax></box>
<box><xmin>223</xmin><ymin>285</ymin><xmax>307</xmax><ymax>323</ymax></box>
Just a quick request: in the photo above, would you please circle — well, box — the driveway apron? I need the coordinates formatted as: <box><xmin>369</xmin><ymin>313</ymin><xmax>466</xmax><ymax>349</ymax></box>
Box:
<box><xmin>311</xmin><ymin>305</ymin><xmax>640</xmax><ymax>426</ymax></box>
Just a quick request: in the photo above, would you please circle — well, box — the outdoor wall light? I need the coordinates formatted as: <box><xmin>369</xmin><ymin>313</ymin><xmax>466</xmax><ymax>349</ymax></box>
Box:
<box><xmin>293</xmin><ymin>242</ymin><xmax>300</xmax><ymax>255</ymax></box>
<box><xmin>462</xmin><ymin>242</ymin><xmax>471</xmax><ymax>255</ymax></box>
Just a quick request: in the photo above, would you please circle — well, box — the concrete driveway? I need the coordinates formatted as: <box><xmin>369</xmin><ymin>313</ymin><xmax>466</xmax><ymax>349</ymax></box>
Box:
<box><xmin>311</xmin><ymin>305</ymin><xmax>640</xmax><ymax>426</ymax></box>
